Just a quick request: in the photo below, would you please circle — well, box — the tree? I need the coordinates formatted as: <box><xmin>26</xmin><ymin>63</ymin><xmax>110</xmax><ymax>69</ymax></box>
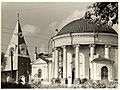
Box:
<box><xmin>1</xmin><ymin>52</ymin><xmax>7</xmax><ymax>70</ymax></box>
<box><xmin>87</xmin><ymin>2</ymin><xmax>118</xmax><ymax>27</ymax></box>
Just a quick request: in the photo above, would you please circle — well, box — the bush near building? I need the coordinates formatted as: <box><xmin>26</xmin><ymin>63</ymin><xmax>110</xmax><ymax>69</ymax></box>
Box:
<box><xmin>1</xmin><ymin>82</ymin><xmax>31</xmax><ymax>88</ymax></box>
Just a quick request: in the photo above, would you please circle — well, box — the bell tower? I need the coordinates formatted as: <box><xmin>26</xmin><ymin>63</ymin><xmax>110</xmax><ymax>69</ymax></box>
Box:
<box><xmin>5</xmin><ymin>14</ymin><xmax>31</xmax><ymax>83</ymax></box>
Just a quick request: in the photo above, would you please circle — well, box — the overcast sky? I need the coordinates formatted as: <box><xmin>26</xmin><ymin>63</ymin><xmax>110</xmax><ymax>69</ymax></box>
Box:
<box><xmin>1</xmin><ymin>2</ymin><xmax>118</xmax><ymax>61</ymax></box>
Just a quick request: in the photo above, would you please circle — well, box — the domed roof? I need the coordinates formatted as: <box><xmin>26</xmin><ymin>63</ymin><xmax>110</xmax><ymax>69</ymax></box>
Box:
<box><xmin>56</xmin><ymin>19</ymin><xmax>117</xmax><ymax>36</ymax></box>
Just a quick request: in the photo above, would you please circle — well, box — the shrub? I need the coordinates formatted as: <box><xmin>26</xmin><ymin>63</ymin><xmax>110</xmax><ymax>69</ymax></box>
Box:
<box><xmin>81</xmin><ymin>80</ymin><xmax>118</xmax><ymax>88</ymax></box>
<box><xmin>81</xmin><ymin>78</ymin><xmax>87</xmax><ymax>84</ymax></box>
<box><xmin>1</xmin><ymin>82</ymin><xmax>31</xmax><ymax>88</ymax></box>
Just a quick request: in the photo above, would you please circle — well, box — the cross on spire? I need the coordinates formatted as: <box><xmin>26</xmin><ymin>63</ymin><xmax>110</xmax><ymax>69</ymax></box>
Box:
<box><xmin>17</xmin><ymin>13</ymin><xmax>19</xmax><ymax>21</ymax></box>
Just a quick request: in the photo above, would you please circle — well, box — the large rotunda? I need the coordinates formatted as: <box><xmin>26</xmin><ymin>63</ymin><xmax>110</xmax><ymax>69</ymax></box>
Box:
<box><xmin>51</xmin><ymin>18</ymin><xmax>118</xmax><ymax>84</ymax></box>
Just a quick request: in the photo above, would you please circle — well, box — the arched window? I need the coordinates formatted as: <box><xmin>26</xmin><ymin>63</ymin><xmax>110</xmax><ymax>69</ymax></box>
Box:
<box><xmin>9</xmin><ymin>47</ymin><xmax>14</xmax><ymax>78</ymax></box>
<box><xmin>9</xmin><ymin>48</ymin><xmax>14</xmax><ymax>56</ymax></box>
<box><xmin>38</xmin><ymin>69</ymin><xmax>42</xmax><ymax>78</ymax></box>
<box><xmin>101</xmin><ymin>66</ymin><xmax>108</xmax><ymax>80</ymax></box>
<box><xmin>19</xmin><ymin>44</ymin><xmax>27</xmax><ymax>55</ymax></box>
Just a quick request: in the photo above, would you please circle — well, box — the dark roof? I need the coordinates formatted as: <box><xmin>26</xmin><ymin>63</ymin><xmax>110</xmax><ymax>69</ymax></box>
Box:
<box><xmin>56</xmin><ymin>19</ymin><xmax>117</xmax><ymax>36</ymax></box>
<box><xmin>91</xmin><ymin>57</ymin><xmax>114</xmax><ymax>63</ymax></box>
<box><xmin>18</xmin><ymin>20</ymin><xmax>26</xmax><ymax>45</ymax></box>
<box><xmin>39</xmin><ymin>56</ymin><xmax>51</xmax><ymax>63</ymax></box>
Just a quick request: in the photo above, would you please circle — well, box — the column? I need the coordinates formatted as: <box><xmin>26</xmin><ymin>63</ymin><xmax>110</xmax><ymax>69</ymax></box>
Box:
<box><xmin>52</xmin><ymin>48</ymin><xmax>55</xmax><ymax>79</ymax></box>
<box><xmin>89</xmin><ymin>44</ymin><xmax>95</xmax><ymax>80</ymax></box>
<box><xmin>105</xmin><ymin>44</ymin><xmax>111</xmax><ymax>59</ymax></box>
<box><xmin>28</xmin><ymin>74</ymin><xmax>32</xmax><ymax>84</ymax></box>
<box><xmin>48</xmin><ymin>62</ymin><xmax>52</xmax><ymax>82</ymax></box>
<box><xmin>74</xmin><ymin>44</ymin><xmax>80</xmax><ymax>84</ymax></box>
<box><xmin>16</xmin><ymin>71</ymin><xmax>18</xmax><ymax>84</ymax></box>
<box><xmin>93</xmin><ymin>63</ymin><xmax>97</xmax><ymax>80</ymax></box>
<box><xmin>58</xmin><ymin>50</ymin><xmax>62</xmax><ymax>79</ymax></box>
<box><xmin>54</xmin><ymin>48</ymin><xmax>59</xmax><ymax>79</ymax></box>
<box><xmin>62</xmin><ymin>45</ymin><xmax>67</xmax><ymax>84</ymax></box>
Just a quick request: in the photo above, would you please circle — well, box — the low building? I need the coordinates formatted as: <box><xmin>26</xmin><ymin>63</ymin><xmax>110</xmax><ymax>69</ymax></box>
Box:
<box><xmin>31</xmin><ymin>52</ymin><xmax>52</xmax><ymax>83</ymax></box>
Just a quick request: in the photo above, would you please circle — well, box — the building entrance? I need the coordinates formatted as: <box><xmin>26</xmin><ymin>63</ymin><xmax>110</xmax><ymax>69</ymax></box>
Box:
<box><xmin>72</xmin><ymin>68</ymin><xmax>75</xmax><ymax>84</ymax></box>
<box><xmin>101</xmin><ymin>66</ymin><xmax>108</xmax><ymax>80</ymax></box>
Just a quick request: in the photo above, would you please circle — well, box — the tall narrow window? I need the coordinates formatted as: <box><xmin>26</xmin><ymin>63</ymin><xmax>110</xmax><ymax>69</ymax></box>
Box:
<box><xmin>38</xmin><ymin>69</ymin><xmax>42</xmax><ymax>78</ymax></box>
<box><xmin>9</xmin><ymin>47</ymin><xmax>14</xmax><ymax>78</ymax></box>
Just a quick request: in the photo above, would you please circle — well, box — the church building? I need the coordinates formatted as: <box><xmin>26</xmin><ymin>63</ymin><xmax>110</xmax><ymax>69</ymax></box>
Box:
<box><xmin>50</xmin><ymin>17</ymin><xmax>118</xmax><ymax>84</ymax></box>
<box><xmin>31</xmin><ymin>16</ymin><xmax>118</xmax><ymax>85</ymax></box>
<box><xmin>1</xmin><ymin>14</ymin><xmax>31</xmax><ymax>83</ymax></box>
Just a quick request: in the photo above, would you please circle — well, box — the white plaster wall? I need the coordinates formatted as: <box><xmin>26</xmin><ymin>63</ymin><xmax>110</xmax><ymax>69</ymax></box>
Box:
<box><xmin>79</xmin><ymin>46</ymin><xmax>90</xmax><ymax>79</ymax></box>
<box><xmin>31</xmin><ymin>64</ymin><xmax>48</xmax><ymax>81</ymax></box>
<box><xmin>113</xmin><ymin>48</ymin><xmax>118</xmax><ymax>80</ymax></box>
<box><xmin>48</xmin><ymin>62</ymin><xmax>52</xmax><ymax>82</ymax></box>
<box><xmin>67</xmin><ymin>52</ymin><xmax>72</xmax><ymax>78</ymax></box>
<box><xmin>53</xmin><ymin>33</ymin><xmax>118</xmax><ymax>47</ymax></box>
<box><xmin>109</xmin><ymin>47</ymin><xmax>117</xmax><ymax>61</ymax></box>
<box><xmin>97</xmin><ymin>34</ymin><xmax>118</xmax><ymax>45</ymax></box>
<box><xmin>66</xmin><ymin>46</ymin><xmax>74</xmax><ymax>79</ymax></box>
<box><xmin>5</xmin><ymin>43</ymin><xmax>18</xmax><ymax>71</ymax></box>
<box><xmin>73</xmin><ymin>35</ymin><xmax>94</xmax><ymax>45</ymax></box>
<box><xmin>95</xmin><ymin>45</ymin><xmax>105</xmax><ymax>58</ymax></box>
<box><xmin>79</xmin><ymin>53</ymin><xmax>85</xmax><ymax>79</ymax></box>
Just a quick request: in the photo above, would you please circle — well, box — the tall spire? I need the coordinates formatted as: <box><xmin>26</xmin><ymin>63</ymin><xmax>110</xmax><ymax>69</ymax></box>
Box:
<box><xmin>5</xmin><ymin>14</ymin><xmax>31</xmax><ymax>71</ymax></box>
<box><xmin>9</xmin><ymin>13</ymin><xmax>25</xmax><ymax>45</ymax></box>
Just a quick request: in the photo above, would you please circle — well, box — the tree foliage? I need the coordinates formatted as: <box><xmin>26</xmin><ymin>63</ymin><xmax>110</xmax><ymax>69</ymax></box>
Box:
<box><xmin>87</xmin><ymin>2</ymin><xmax>118</xmax><ymax>27</ymax></box>
<box><xmin>1</xmin><ymin>52</ymin><xmax>7</xmax><ymax>70</ymax></box>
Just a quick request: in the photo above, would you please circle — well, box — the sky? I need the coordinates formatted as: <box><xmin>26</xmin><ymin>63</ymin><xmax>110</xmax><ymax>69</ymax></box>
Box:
<box><xmin>1</xmin><ymin>2</ymin><xmax>118</xmax><ymax>61</ymax></box>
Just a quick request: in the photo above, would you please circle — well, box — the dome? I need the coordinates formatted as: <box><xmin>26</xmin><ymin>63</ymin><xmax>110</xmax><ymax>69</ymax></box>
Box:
<box><xmin>56</xmin><ymin>19</ymin><xmax>117</xmax><ymax>36</ymax></box>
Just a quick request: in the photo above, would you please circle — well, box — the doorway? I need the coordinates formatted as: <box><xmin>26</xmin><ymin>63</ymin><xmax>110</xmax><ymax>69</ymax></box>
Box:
<box><xmin>101</xmin><ymin>66</ymin><xmax>108</xmax><ymax>80</ymax></box>
<box><xmin>72</xmin><ymin>68</ymin><xmax>75</xmax><ymax>84</ymax></box>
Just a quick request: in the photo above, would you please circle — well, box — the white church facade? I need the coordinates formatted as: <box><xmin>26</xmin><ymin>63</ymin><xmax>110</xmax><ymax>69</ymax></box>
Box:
<box><xmin>31</xmin><ymin>18</ymin><xmax>118</xmax><ymax>84</ymax></box>
<box><xmin>31</xmin><ymin>54</ymin><xmax>52</xmax><ymax>83</ymax></box>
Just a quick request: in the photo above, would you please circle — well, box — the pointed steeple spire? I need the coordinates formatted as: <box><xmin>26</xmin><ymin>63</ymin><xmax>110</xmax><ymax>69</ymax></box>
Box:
<box><xmin>17</xmin><ymin>13</ymin><xmax>20</xmax><ymax>21</ymax></box>
<box><xmin>7</xmin><ymin>13</ymin><xmax>29</xmax><ymax>55</ymax></box>
<box><xmin>9</xmin><ymin>13</ymin><xmax>26</xmax><ymax>45</ymax></box>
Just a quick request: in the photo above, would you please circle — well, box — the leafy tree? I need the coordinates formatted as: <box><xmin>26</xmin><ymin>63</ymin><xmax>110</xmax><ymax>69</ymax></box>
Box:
<box><xmin>87</xmin><ymin>2</ymin><xmax>118</xmax><ymax>27</ymax></box>
<box><xmin>1</xmin><ymin>52</ymin><xmax>7</xmax><ymax>70</ymax></box>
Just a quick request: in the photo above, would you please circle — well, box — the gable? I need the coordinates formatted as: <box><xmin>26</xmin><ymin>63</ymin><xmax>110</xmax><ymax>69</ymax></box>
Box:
<box><xmin>32</xmin><ymin>58</ymin><xmax>47</xmax><ymax>65</ymax></box>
